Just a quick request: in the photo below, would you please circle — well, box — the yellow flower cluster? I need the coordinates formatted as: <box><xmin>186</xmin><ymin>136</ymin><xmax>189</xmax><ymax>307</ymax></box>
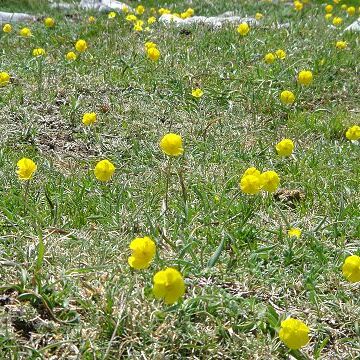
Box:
<box><xmin>240</xmin><ymin>167</ymin><xmax>280</xmax><ymax>195</ymax></box>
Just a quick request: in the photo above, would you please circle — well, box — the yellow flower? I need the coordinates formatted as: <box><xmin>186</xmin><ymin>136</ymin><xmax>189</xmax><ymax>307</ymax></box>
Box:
<box><xmin>108</xmin><ymin>11</ymin><xmax>117</xmax><ymax>19</ymax></box>
<box><xmin>325</xmin><ymin>13</ymin><xmax>333</xmax><ymax>20</ymax></box>
<box><xmin>153</xmin><ymin>268</ymin><xmax>185</xmax><ymax>305</ymax></box>
<box><xmin>260</xmin><ymin>170</ymin><xmax>280</xmax><ymax>192</ymax></box>
<box><xmin>133</xmin><ymin>22</ymin><xmax>143</xmax><ymax>32</ymax></box>
<box><xmin>128</xmin><ymin>237</ymin><xmax>156</xmax><ymax>270</ymax></box>
<box><xmin>126</xmin><ymin>14</ymin><xmax>137</xmax><ymax>22</ymax></box>
<box><xmin>159</xmin><ymin>8</ymin><xmax>171</xmax><ymax>15</ymax></box>
<box><xmin>279</xmin><ymin>318</ymin><xmax>310</xmax><ymax>350</ymax></box>
<box><xmin>44</xmin><ymin>17</ymin><xmax>55</xmax><ymax>27</ymax></box>
<box><xmin>191</xmin><ymin>88</ymin><xmax>204</xmax><ymax>98</ymax></box>
<box><xmin>294</xmin><ymin>1</ymin><xmax>303</xmax><ymax>11</ymax></box>
<box><xmin>255</xmin><ymin>13</ymin><xmax>264</xmax><ymax>20</ymax></box>
<box><xmin>82</xmin><ymin>112</ymin><xmax>97</xmax><ymax>126</ymax></box>
<box><xmin>181</xmin><ymin>12</ymin><xmax>190</xmax><ymax>19</ymax></box>
<box><xmin>186</xmin><ymin>8</ymin><xmax>195</xmax><ymax>17</ymax></box>
<box><xmin>244</xmin><ymin>167</ymin><xmax>261</xmax><ymax>177</ymax></box>
<box><xmin>333</xmin><ymin>0</ymin><xmax>340</xmax><ymax>3</ymax></box>
<box><xmin>336</xmin><ymin>40</ymin><xmax>347</xmax><ymax>49</ymax></box>
<box><xmin>297</xmin><ymin>70</ymin><xmax>313</xmax><ymax>86</ymax></box>
<box><xmin>347</xmin><ymin>6</ymin><xmax>356</xmax><ymax>16</ymax></box>
<box><xmin>240</xmin><ymin>174</ymin><xmax>262</xmax><ymax>195</ymax></box>
<box><xmin>0</xmin><ymin>72</ymin><xmax>10</xmax><ymax>87</ymax></box>
<box><xmin>342</xmin><ymin>255</ymin><xmax>360</xmax><ymax>283</ymax></box>
<box><xmin>325</xmin><ymin>4</ymin><xmax>333</xmax><ymax>13</ymax></box>
<box><xmin>19</xmin><ymin>27</ymin><xmax>32</xmax><ymax>37</ymax></box>
<box><xmin>136</xmin><ymin>5</ymin><xmax>145</xmax><ymax>15</ymax></box>
<box><xmin>147</xmin><ymin>47</ymin><xmax>160</xmax><ymax>61</ymax></box>
<box><xmin>150</xmin><ymin>7</ymin><xmax>157</xmax><ymax>15</ymax></box>
<box><xmin>275</xmin><ymin>49</ymin><xmax>286</xmax><ymax>60</ymax></box>
<box><xmin>66</xmin><ymin>51</ymin><xmax>77</xmax><ymax>61</ymax></box>
<box><xmin>75</xmin><ymin>39</ymin><xmax>87</xmax><ymax>52</ymax></box>
<box><xmin>145</xmin><ymin>41</ymin><xmax>157</xmax><ymax>50</ymax></box>
<box><xmin>345</xmin><ymin>125</ymin><xmax>360</xmax><ymax>140</ymax></box>
<box><xmin>94</xmin><ymin>160</ymin><xmax>115</xmax><ymax>182</ymax></box>
<box><xmin>122</xmin><ymin>6</ymin><xmax>129</xmax><ymax>13</ymax></box>
<box><xmin>288</xmin><ymin>228</ymin><xmax>301</xmax><ymax>238</ymax></box>
<box><xmin>160</xmin><ymin>133</ymin><xmax>184</xmax><ymax>156</ymax></box>
<box><xmin>148</xmin><ymin>16</ymin><xmax>157</xmax><ymax>25</ymax></box>
<box><xmin>341</xmin><ymin>4</ymin><xmax>347</xmax><ymax>10</ymax></box>
<box><xmin>264</xmin><ymin>53</ymin><xmax>276</xmax><ymax>64</ymax></box>
<box><xmin>2</xmin><ymin>23</ymin><xmax>12</xmax><ymax>33</ymax></box>
<box><xmin>88</xmin><ymin>16</ymin><xmax>96</xmax><ymax>23</ymax></box>
<box><xmin>275</xmin><ymin>139</ymin><xmax>294</xmax><ymax>157</ymax></box>
<box><xmin>280</xmin><ymin>90</ymin><xmax>295</xmax><ymax>105</ymax></box>
<box><xmin>237</xmin><ymin>22</ymin><xmax>250</xmax><ymax>36</ymax></box>
<box><xmin>16</xmin><ymin>158</ymin><xmax>37</xmax><ymax>180</ymax></box>
<box><xmin>32</xmin><ymin>48</ymin><xmax>46</xmax><ymax>57</ymax></box>
<box><xmin>332</xmin><ymin>17</ymin><xmax>343</xmax><ymax>26</ymax></box>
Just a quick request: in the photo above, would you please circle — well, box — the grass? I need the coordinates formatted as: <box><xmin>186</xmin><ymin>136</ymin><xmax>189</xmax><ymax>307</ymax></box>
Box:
<box><xmin>0</xmin><ymin>0</ymin><xmax>360</xmax><ymax>358</ymax></box>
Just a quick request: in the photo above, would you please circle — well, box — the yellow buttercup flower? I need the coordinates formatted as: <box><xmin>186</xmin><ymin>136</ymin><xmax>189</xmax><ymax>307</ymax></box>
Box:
<box><xmin>237</xmin><ymin>22</ymin><xmax>250</xmax><ymax>36</ymax></box>
<box><xmin>332</xmin><ymin>17</ymin><xmax>343</xmax><ymax>26</ymax></box>
<box><xmin>147</xmin><ymin>47</ymin><xmax>160</xmax><ymax>61</ymax></box>
<box><xmin>128</xmin><ymin>237</ymin><xmax>156</xmax><ymax>270</ymax></box>
<box><xmin>160</xmin><ymin>133</ymin><xmax>184</xmax><ymax>156</ymax></box>
<box><xmin>288</xmin><ymin>228</ymin><xmax>301</xmax><ymax>238</ymax></box>
<box><xmin>325</xmin><ymin>13</ymin><xmax>333</xmax><ymax>20</ymax></box>
<box><xmin>280</xmin><ymin>90</ymin><xmax>295</xmax><ymax>105</ymax></box>
<box><xmin>191</xmin><ymin>88</ymin><xmax>204</xmax><ymax>98</ymax></box>
<box><xmin>2</xmin><ymin>23</ymin><xmax>12</xmax><ymax>33</ymax></box>
<box><xmin>325</xmin><ymin>4</ymin><xmax>333</xmax><ymax>13</ymax></box>
<box><xmin>145</xmin><ymin>41</ymin><xmax>157</xmax><ymax>50</ymax></box>
<box><xmin>181</xmin><ymin>12</ymin><xmax>190</xmax><ymax>19</ymax></box>
<box><xmin>148</xmin><ymin>16</ymin><xmax>156</xmax><ymax>25</ymax></box>
<box><xmin>19</xmin><ymin>27</ymin><xmax>32</xmax><ymax>37</ymax></box>
<box><xmin>298</xmin><ymin>70</ymin><xmax>313</xmax><ymax>86</ymax></box>
<box><xmin>294</xmin><ymin>1</ymin><xmax>303</xmax><ymax>11</ymax></box>
<box><xmin>133</xmin><ymin>22</ymin><xmax>143</xmax><ymax>32</ymax></box>
<box><xmin>264</xmin><ymin>53</ymin><xmax>276</xmax><ymax>64</ymax></box>
<box><xmin>240</xmin><ymin>174</ymin><xmax>262</xmax><ymax>195</ymax></box>
<box><xmin>32</xmin><ymin>48</ymin><xmax>46</xmax><ymax>57</ymax></box>
<box><xmin>122</xmin><ymin>6</ymin><xmax>129</xmax><ymax>13</ymax></box>
<box><xmin>347</xmin><ymin>6</ymin><xmax>356</xmax><ymax>16</ymax></box>
<box><xmin>126</xmin><ymin>14</ymin><xmax>137</xmax><ymax>22</ymax></box>
<box><xmin>336</xmin><ymin>40</ymin><xmax>347</xmax><ymax>49</ymax></box>
<box><xmin>136</xmin><ymin>5</ymin><xmax>145</xmax><ymax>15</ymax></box>
<box><xmin>159</xmin><ymin>8</ymin><xmax>171</xmax><ymax>15</ymax></box>
<box><xmin>275</xmin><ymin>49</ymin><xmax>286</xmax><ymax>60</ymax></box>
<box><xmin>279</xmin><ymin>318</ymin><xmax>310</xmax><ymax>350</ymax></box>
<box><xmin>108</xmin><ymin>11</ymin><xmax>117</xmax><ymax>19</ymax></box>
<box><xmin>82</xmin><ymin>112</ymin><xmax>97</xmax><ymax>126</ymax></box>
<box><xmin>0</xmin><ymin>72</ymin><xmax>10</xmax><ymax>87</ymax></box>
<box><xmin>342</xmin><ymin>255</ymin><xmax>360</xmax><ymax>283</ymax></box>
<box><xmin>16</xmin><ymin>158</ymin><xmax>37</xmax><ymax>181</ymax></box>
<box><xmin>94</xmin><ymin>160</ymin><xmax>115</xmax><ymax>182</ymax></box>
<box><xmin>153</xmin><ymin>268</ymin><xmax>185</xmax><ymax>305</ymax></box>
<box><xmin>255</xmin><ymin>13</ymin><xmax>263</xmax><ymax>20</ymax></box>
<box><xmin>75</xmin><ymin>39</ymin><xmax>87</xmax><ymax>52</ymax></box>
<box><xmin>260</xmin><ymin>170</ymin><xmax>280</xmax><ymax>192</ymax></box>
<box><xmin>66</xmin><ymin>51</ymin><xmax>77</xmax><ymax>61</ymax></box>
<box><xmin>88</xmin><ymin>16</ymin><xmax>96</xmax><ymax>23</ymax></box>
<box><xmin>186</xmin><ymin>8</ymin><xmax>195</xmax><ymax>17</ymax></box>
<box><xmin>345</xmin><ymin>125</ymin><xmax>360</xmax><ymax>140</ymax></box>
<box><xmin>276</xmin><ymin>139</ymin><xmax>294</xmax><ymax>156</ymax></box>
<box><xmin>44</xmin><ymin>17</ymin><xmax>55</xmax><ymax>27</ymax></box>
<box><xmin>341</xmin><ymin>4</ymin><xmax>347</xmax><ymax>10</ymax></box>
<box><xmin>244</xmin><ymin>167</ymin><xmax>261</xmax><ymax>177</ymax></box>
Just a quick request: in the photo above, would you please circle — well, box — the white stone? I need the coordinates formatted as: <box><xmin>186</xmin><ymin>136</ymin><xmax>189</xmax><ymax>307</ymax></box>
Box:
<box><xmin>345</xmin><ymin>18</ymin><xmax>360</xmax><ymax>32</ymax></box>
<box><xmin>0</xmin><ymin>11</ymin><xmax>36</xmax><ymax>23</ymax></box>
<box><xmin>159</xmin><ymin>13</ymin><xmax>257</xmax><ymax>29</ymax></box>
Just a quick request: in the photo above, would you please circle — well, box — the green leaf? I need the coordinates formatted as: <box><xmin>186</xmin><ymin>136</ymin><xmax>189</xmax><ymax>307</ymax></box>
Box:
<box><xmin>207</xmin><ymin>233</ymin><xmax>226</xmax><ymax>268</ymax></box>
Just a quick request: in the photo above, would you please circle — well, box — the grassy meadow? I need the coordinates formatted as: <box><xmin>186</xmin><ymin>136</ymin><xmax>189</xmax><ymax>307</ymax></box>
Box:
<box><xmin>0</xmin><ymin>0</ymin><xmax>359</xmax><ymax>358</ymax></box>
